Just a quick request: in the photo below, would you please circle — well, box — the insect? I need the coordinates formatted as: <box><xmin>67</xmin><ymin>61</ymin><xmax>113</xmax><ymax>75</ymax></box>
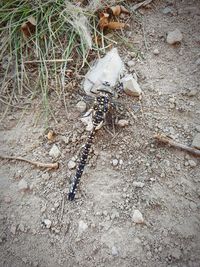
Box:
<box><xmin>68</xmin><ymin>83</ymin><xmax>115</xmax><ymax>201</ymax></box>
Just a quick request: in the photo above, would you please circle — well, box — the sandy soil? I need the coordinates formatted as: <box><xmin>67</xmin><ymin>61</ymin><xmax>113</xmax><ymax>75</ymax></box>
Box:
<box><xmin>0</xmin><ymin>0</ymin><xmax>200</xmax><ymax>266</ymax></box>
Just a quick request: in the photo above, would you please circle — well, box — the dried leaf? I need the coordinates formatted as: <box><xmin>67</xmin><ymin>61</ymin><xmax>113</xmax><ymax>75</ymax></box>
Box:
<box><xmin>107</xmin><ymin>21</ymin><xmax>125</xmax><ymax>30</ymax></box>
<box><xmin>110</xmin><ymin>5</ymin><xmax>121</xmax><ymax>16</ymax></box>
<box><xmin>109</xmin><ymin>5</ymin><xmax>130</xmax><ymax>16</ymax></box>
<box><xmin>120</xmin><ymin>5</ymin><xmax>130</xmax><ymax>14</ymax></box>
<box><xmin>21</xmin><ymin>16</ymin><xmax>36</xmax><ymax>38</ymax></box>
<box><xmin>99</xmin><ymin>12</ymin><xmax>109</xmax><ymax>30</ymax></box>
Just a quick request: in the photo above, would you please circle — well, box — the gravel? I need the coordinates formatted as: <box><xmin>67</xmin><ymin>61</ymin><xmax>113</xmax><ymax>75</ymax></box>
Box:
<box><xmin>68</xmin><ymin>160</ymin><xmax>76</xmax><ymax>170</ymax></box>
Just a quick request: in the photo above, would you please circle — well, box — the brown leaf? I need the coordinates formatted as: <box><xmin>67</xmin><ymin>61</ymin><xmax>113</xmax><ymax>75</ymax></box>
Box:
<box><xmin>120</xmin><ymin>5</ymin><xmax>130</xmax><ymax>14</ymax></box>
<box><xmin>109</xmin><ymin>5</ymin><xmax>130</xmax><ymax>16</ymax></box>
<box><xmin>107</xmin><ymin>21</ymin><xmax>125</xmax><ymax>30</ymax></box>
<box><xmin>21</xmin><ymin>16</ymin><xmax>36</xmax><ymax>38</ymax></box>
<box><xmin>110</xmin><ymin>5</ymin><xmax>121</xmax><ymax>16</ymax></box>
<box><xmin>99</xmin><ymin>12</ymin><xmax>109</xmax><ymax>30</ymax></box>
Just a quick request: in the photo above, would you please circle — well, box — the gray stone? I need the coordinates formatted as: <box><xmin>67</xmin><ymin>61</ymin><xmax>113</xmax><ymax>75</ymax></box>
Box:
<box><xmin>111</xmin><ymin>245</ymin><xmax>119</xmax><ymax>256</ymax></box>
<box><xmin>162</xmin><ymin>7</ymin><xmax>174</xmax><ymax>15</ymax></box>
<box><xmin>132</xmin><ymin>181</ymin><xmax>145</xmax><ymax>188</ymax></box>
<box><xmin>121</xmin><ymin>75</ymin><xmax>142</xmax><ymax>97</ymax></box>
<box><xmin>49</xmin><ymin>144</ymin><xmax>61</xmax><ymax>158</ymax></box>
<box><xmin>195</xmin><ymin>58</ymin><xmax>200</xmax><ymax>66</ymax></box>
<box><xmin>192</xmin><ymin>133</ymin><xmax>200</xmax><ymax>149</ymax></box>
<box><xmin>127</xmin><ymin>60</ymin><xmax>135</xmax><ymax>67</ymax></box>
<box><xmin>76</xmin><ymin>101</ymin><xmax>87</xmax><ymax>113</ymax></box>
<box><xmin>10</xmin><ymin>224</ymin><xmax>17</xmax><ymax>235</ymax></box>
<box><xmin>153</xmin><ymin>48</ymin><xmax>160</xmax><ymax>55</ymax></box>
<box><xmin>132</xmin><ymin>209</ymin><xmax>144</xmax><ymax>224</ymax></box>
<box><xmin>68</xmin><ymin>160</ymin><xmax>76</xmax><ymax>170</ymax></box>
<box><xmin>167</xmin><ymin>29</ymin><xmax>183</xmax><ymax>44</ymax></box>
<box><xmin>18</xmin><ymin>179</ymin><xmax>29</xmax><ymax>191</ymax></box>
<box><xmin>188</xmin><ymin>160</ymin><xmax>197</xmax><ymax>168</ymax></box>
<box><xmin>187</xmin><ymin>89</ymin><xmax>198</xmax><ymax>97</ymax></box>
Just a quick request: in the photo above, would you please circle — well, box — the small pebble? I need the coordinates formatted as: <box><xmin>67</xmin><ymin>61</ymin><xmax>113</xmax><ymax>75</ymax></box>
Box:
<box><xmin>49</xmin><ymin>144</ymin><xmax>61</xmax><ymax>158</ymax></box>
<box><xmin>188</xmin><ymin>160</ymin><xmax>197</xmax><ymax>168</ymax></box>
<box><xmin>117</xmin><ymin>119</ymin><xmax>129</xmax><ymax>127</ymax></box>
<box><xmin>196</xmin><ymin>125</ymin><xmax>200</xmax><ymax>132</ymax></box>
<box><xmin>76</xmin><ymin>101</ymin><xmax>87</xmax><ymax>113</ymax></box>
<box><xmin>112</xmin><ymin>159</ymin><xmax>119</xmax><ymax>166</ymax></box>
<box><xmin>68</xmin><ymin>160</ymin><xmax>76</xmax><ymax>170</ymax></box>
<box><xmin>132</xmin><ymin>209</ymin><xmax>144</xmax><ymax>224</ymax></box>
<box><xmin>162</xmin><ymin>7</ymin><xmax>174</xmax><ymax>15</ymax></box>
<box><xmin>111</xmin><ymin>246</ymin><xmax>119</xmax><ymax>256</ymax></box>
<box><xmin>78</xmin><ymin>220</ymin><xmax>88</xmax><ymax>235</ymax></box>
<box><xmin>18</xmin><ymin>179</ymin><xmax>29</xmax><ymax>191</ymax></box>
<box><xmin>187</xmin><ymin>89</ymin><xmax>197</xmax><ymax>97</ymax></box>
<box><xmin>127</xmin><ymin>60</ymin><xmax>135</xmax><ymax>67</ymax></box>
<box><xmin>121</xmin><ymin>74</ymin><xmax>142</xmax><ymax>97</ymax></box>
<box><xmin>43</xmin><ymin>219</ymin><xmax>52</xmax><ymax>229</ymax></box>
<box><xmin>153</xmin><ymin>48</ymin><xmax>159</xmax><ymax>55</ymax></box>
<box><xmin>167</xmin><ymin>28</ymin><xmax>183</xmax><ymax>44</ymax></box>
<box><xmin>132</xmin><ymin>181</ymin><xmax>145</xmax><ymax>188</ymax></box>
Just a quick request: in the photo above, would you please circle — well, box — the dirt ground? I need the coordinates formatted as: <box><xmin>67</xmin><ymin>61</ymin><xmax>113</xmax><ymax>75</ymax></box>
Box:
<box><xmin>0</xmin><ymin>0</ymin><xmax>200</xmax><ymax>266</ymax></box>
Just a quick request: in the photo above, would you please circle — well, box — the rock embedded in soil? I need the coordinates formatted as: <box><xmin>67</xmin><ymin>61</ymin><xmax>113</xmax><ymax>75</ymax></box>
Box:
<box><xmin>78</xmin><ymin>220</ymin><xmax>88</xmax><ymax>235</ymax></box>
<box><xmin>121</xmin><ymin>75</ymin><xmax>142</xmax><ymax>97</ymax></box>
<box><xmin>43</xmin><ymin>219</ymin><xmax>52</xmax><ymax>229</ymax></box>
<box><xmin>112</xmin><ymin>159</ymin><xmax>119</xmax><ymax>166</ymax></box>
<box><xmin>111</xmin><ymin>246</ymin><xmax>119</xmax><ymax>256</ymax></box>
<box><xmin>18</xmin><ymin>179</ymin><xmax>29</xmax><ymax>191</ymax></box>
<box><xmin>76</xmin><ymin>101</ymin><xmax>87</xmax><ymax>113</ymax></box>
<box><xmin>132</xmin><ymin>181</ymin><xmax>145</xmax><ymax>188</ymax></box>
<box><xmin>153</xmin><ymin>48</ymin><xmax>160</xmax><ymax>55</ymax></box>
<box><xmin>166</xmin><ymin>28</ymin><xmax>183</xmax><ymax>44</ymax></box>
<box><xmin>132</xmin><ymin>209</ymin><xmax>144</xmax><ymax>224</ymax></box>
<box><xmin>117</xmin><ymin>119</ymin><xmax>129</xmax><ymax>127</ymax></box>
<box><xmin>68</xmin><ymin>160</ymin><xmax>76</xmax><ymax>170</ymax></box>
<box><xmin>192</xmin><ymin>133</ymin><xmax>200</xmax><ymax>149</ymax></box>
<box><xmin>127</xmin><ymin>60</ymin><xmax>135</xmax><ymax>68</ymax></box>
<box><xmin>188</xmin><ymin>160</ymin><xmax>197</xmax><ymax>168</ymax></box>
<box><xmin>49</xmin><ymin>144</ymin><xmax>61</xmax><ymax>158</ymax></box>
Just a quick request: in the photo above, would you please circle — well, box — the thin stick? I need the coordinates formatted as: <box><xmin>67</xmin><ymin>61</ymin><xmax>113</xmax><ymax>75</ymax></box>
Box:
<box><xmin>0</xmin><ymin>155</ymin><xmax>59</xmax><ymax>169</ymax></box>
<box><xmin>24</xmin><ymin>59</ymin><xmax>73</xmax><ymax>64</ymax></box>
<box><xmin>154</xmin><ymin>134</ymin><xmax>200</xmax><ymax>157</ymax></box>
<box><xmin>132</xmin><ymin>0</ymin><xmax>153</xmax><ymax>11</ymax></box>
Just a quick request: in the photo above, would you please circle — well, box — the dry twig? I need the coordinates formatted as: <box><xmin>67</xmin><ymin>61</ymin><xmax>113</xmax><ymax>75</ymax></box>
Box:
<box><xmin>132</xmin><ymin>0</ymin><xmax>153</xmax><ymax>11</ymax></box>
<box><xmin>0</xmin><ymin>155</ymin><xmax>59</xmax><ymax>169</ymax></box>
<box><xmin>24</xmin><ymin>59</ymin><xmax>73</xmax><ymax>64</ymax></box>
<box><xmin>154</xmin><ymin>134</ymin><xmax>200</xmax><ymax>157</ymax></box>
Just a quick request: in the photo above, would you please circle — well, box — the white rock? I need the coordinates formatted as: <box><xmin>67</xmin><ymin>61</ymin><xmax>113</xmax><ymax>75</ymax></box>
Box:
<box><xmin>49</xmin><ymin>144</ymin><xmax>61</xmax><ymax>158</ymax></box>
<box><xmin>68</xmin><ymin>160</ymin><xmax>76</xmax><ymax>170</ymax></box>
<box><xmin>18</xmin><ymin>179</ymin><xmax>29</xmax><ymax>191</ymax></box>
<box><xmin>192</xmin><ymin>133</ymin><xmax>200</xmax><ymax>149</ymax></box>
<box><xmin>153</xmin><ymin>48</ymin><xmax>159</xmax><ymax>55</ymax></box>
<box><xmin>78</xmin><ymin>220</ymin><xmax>88</xmax><ymax>235</ymax></box>
<box><xmin>162</xmin><ymin>7</ymin><xmax>174</xmax><ymax>15</ymax></box>
<box><xmin>10</xmin><ymin>224</ymin><xmax>17</xmax><ymax>235</ymax></box>
<box><xmin>132</xmin><ymin>181</ymin><xmax>145</xmax><ymax>188</ymax></box>
<box><xmin>132</xmin><ymin>209</ymin><xmax>144</xmax><ymax>224</ymax></box>
<box><xmin>43</xmin><ymin>219</ymin><xmax>52</xmax><ymax>229</ymax></box>
<box><xmin>111</xmin><ymin>245</ymin><xmax>119</xmax><ymax>256</ymax></box>
<box><xmin>121</xmin><ymin>75</ymin><xmax>142</xmax><ymax>97</ymax></box>
<box><xmin>117</xmin><ymin>119</ymin><xmax>129</xmax><ymax>127</ymax></box>
<box><xmin>167</xmin><ymin>29</ymin><xmax>183</xmax><ymax>44</ymax></box>
<box><xmin>76</xmin><ymin>101</ymin><xmax>87</xmax><ymax>113</ymax></box>
<box><xmin>127</xmin><ymin>60</ymin><xmax>135</xmax><ymax>67</ymax></box>
<box><xmin>112</xmin><ymin>159</ymin><xmax>119</xmax><ymax>166</ymax></box>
